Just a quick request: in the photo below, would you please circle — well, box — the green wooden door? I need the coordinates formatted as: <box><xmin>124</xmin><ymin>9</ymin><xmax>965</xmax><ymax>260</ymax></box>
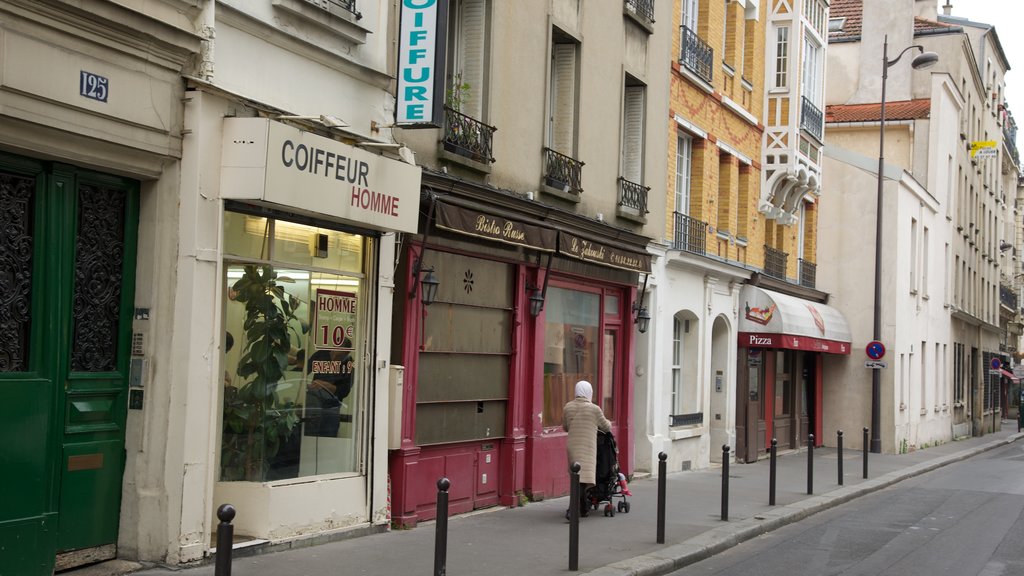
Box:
<box><xmin>0</xmin><ymin>153</ymin><xmax>138</xmax><ymax>575</ymax></box>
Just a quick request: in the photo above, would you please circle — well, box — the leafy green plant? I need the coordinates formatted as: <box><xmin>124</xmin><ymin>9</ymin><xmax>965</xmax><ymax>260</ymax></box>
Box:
<box><xmin>445</xmin><ymin>72</ymin><xmax>471</xmax><ymax>112</ymax></box>
<box><xmin>221</xmin><ymin>265</ymin><xmax>302</xmax><ymax>481</ymax></box>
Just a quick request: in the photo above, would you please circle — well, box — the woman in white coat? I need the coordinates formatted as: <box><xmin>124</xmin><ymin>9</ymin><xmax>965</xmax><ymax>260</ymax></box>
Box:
<box><xmin>562</xmin><ymin>380</ymin><xmax>611</xmax><ymax>515</ymax></box>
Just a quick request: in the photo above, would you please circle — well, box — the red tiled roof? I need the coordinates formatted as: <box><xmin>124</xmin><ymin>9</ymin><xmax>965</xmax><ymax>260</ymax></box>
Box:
<box><xmin>829</xmin><ymin>0</ymin><xmax>960</xmax><ymax>42</ymax></box>
<box><xmin>828</xmin><ymin>0</ymin><xmax>862</xmax><ymax>42</ymax></box>
<box><xmin>826</xmin><ymin>99</ymin><xmax>932</xmax><ymax>123</ymax></box>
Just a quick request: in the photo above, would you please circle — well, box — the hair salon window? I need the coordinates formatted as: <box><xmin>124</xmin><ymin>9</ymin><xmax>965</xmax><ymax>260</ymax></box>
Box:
<box><xmin>220</xmin><ymin>210</ymin><xmax>370</xmax><ymax>482</ymax></box>
<box><xmin>542</xmin><ymin>285</ymin><xmax>623</xmax><ymax>427</ymax></box>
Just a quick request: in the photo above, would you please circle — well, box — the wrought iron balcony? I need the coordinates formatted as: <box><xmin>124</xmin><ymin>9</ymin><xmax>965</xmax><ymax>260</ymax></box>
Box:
<box><xmin>673</xmin><ymin>211</ymin><xmax>707</xmax><ymax>255</ymax></box>
<box><xmin>679</xmin><ymin>25</ymin><xmax>713</xmax><ymax>84</ymax></box>
<box><xmin>799</xmin><ymin>258</ymin><xmax>816</xmax><ymax>289</ymax></box>
<box><xmin>764</xmin><ymin>245</ymin><xmax>788</xmax><ymax>280</ymax></box>
<box><xmin>625</xmin><ymin>0</ymin><xmax>655</xmax><ymax>23</ymax></box>
<box><xmin>1003</xmin><ymin>116</ymin><xmax>1019</xmax><ymax>167</ymax></box>
<box><xmin>669</xmin><ymin>412</ymin><xmax>703</xmax><ymax>427</ymax></box>
<box><xmin>307</xmin><ymin>0</ymin><xmax>361</xmax><ymax>19</ymax></box>
<box><xmin>443</xmin><ymin>106</ymin><xmax>496</xmax><ymax>165</ymax></box>
<box><xmin>801</xmin><ymin>96</ymin><xmax>823</xmax><ymax>141</ymax></box>
<box><xmin>1001</xmin><ymin>283</ymin><xmax>1018</xmax><ymax>310</ymax></box>
<box><xmin>618</xmin><ymin>177</ymin><xmax>650</xmax><ymax>215</ymax></box>
<box><xmin>542</xmin><ymin>147</ymin><xmax>584</xmax><ymax>196</ymax></box>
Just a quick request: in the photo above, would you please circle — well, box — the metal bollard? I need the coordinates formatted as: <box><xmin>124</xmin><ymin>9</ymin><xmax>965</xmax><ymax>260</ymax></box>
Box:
<box><xmin>214</xmin><ymin>504</ymin><xmax>236</xmax><ymax>576</ymax></box>
<box><xmin>862</xmin><ymin>427</ymin><xmax>869</xmax><ymax>479</ymax></box>
<box><xmin>769</xmin><ymin>438</ymin><xmax>777</xmax><ymax>506</ymax></box>
<box><xmin>837</xmin><ymin>430</ymin><xmax>844</xmax><ymax>486</ymax></box>
<box><xmin>569</xmin><ymin>462</ymin><xmax>581</xmax><ymax>571</ymax></box>
<box><xmin>434</xmin><ymin>478</ymin><xmax>451</xmax><ymax>576</ymax></box>
<box><xmin>656</xmin><ymin>452</ymin><xmax>667</xmax><ymax>544</ymax></box>
<box><xmin>721</xmin><ymin>444</ymin><xmax>730</xmax><ymax>521</ymax></box>
<box><xmin>807</xmin><ymin>433</ymin><xmax>814</xmax><ymax>495</ymax></box>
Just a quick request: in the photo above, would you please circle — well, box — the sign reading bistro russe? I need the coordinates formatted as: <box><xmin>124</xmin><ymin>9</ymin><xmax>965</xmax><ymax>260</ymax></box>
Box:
<box><xmin>435</xmin><ymin>201</ymin><xmax>557</xmax><ymax>252</ymax></box>
<box><xmin>558</xmin><ymin>232</ymin><xmax>650</xmax><ymax>273</ymax></box>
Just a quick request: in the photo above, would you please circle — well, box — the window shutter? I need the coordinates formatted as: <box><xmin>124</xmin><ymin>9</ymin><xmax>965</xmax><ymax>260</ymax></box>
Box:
<box><xmin>458</xmin><ymin>0</ymin><xmax>486</xmax><ymax>119</ymax></box>
<box><xmin>550</xmin><ymin>43</ymin><xmax>576</xmax><ymax>155</ymax></box>
<box><xmin>621</xmin><ymin>86</ymin><xmax>645</xmax><ymax>183</ymax></box>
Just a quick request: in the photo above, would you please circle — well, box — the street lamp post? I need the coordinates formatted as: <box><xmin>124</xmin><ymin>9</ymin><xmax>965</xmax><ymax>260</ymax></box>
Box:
<box><xmin>871</xmin><ymin>36</ymin><xmax>939</xmax><ymax>453</ymax></box>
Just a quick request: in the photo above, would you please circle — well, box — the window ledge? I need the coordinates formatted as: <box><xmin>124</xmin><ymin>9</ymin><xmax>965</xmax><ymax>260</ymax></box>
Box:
<box><xmin>540</xmin><ymin>182</ymin><xmax>581</xmax><ymax>204</ymax></box>
<box><xmin>669</xmin><ymin>425</ymin><xmax>706</xmax><ymax>440</ymax></box>
<box><xmin>272</xmin><ymin>0</ymin><xmax>370</xmax><ymax>45</ymax></box>
<box><xmin>623</xmin><ymin>4</ymin><xmax>654</xmax><ymax>34</ymax></box>
<box><xmin>616</xmin><ymin>206</ymin><xmax>647</xmax><ymax>225</ymax></box>
<box><xmin>440</xmin><ymin>148</ymin><xmax>492</xmax><ymax>174</ymax></box>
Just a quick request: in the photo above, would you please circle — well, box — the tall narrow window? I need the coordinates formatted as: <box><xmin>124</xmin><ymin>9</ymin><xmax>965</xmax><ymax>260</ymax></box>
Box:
<box><xmin>621</xmin><ymin>80</ymin><xmax>646</xmax><ymax>184</ymax></box>
<box><xmin>672</xmin><ymin>317</ymin><xmax>683</xmax><ymax>413</ymax></box>
<box><xmin>682</xmin><ymin>0</ymin><xmax>699</xmax><ymax>31</ymax></box>
<box><xmin>774</xmin><ymin>26</ymin><xmax>789</xmax><ymax>89</ymax></box>
<box><xmin>675</xmin><ymin>133</ymin><xmax>693</xmax><ymax>215</ymax></box>
<box><xmin>910</xmin><ymin>217</ymin><xmax>918</xmax><ymax>292</ymax></box>
<box><xmin>922</xmin><ymin>227</ymin><xmax>929</xmax><ymax>297</ymax></box>
<box><xmin>549</xmin><ymin>32</ymin><xmax>578</xmax><ymax>156</ymax></box>
<box><xmin>802</xmin><ymin>37</ymin><xmax>822</xmax><ymax>106</ymax></box>
<box><xmin>447</xmin><ymin>0</ymin><xmax>488</xmax><ymax>120</ymax></box>
<box><xmin>721</xmin><ymin>0</ymin><xmax>729</xmax><ymax>64</ymax></box>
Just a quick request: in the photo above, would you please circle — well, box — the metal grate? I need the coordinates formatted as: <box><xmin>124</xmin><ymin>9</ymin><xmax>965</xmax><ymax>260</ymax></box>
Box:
<box><xmin>618</xmin><ymin>177</ymin><xmax>650</xmax><ymax>214</ymax></box>
<box><xmin>443</xmin><ymin>106</ymin><xmax>497</xmax><ymax>164</ymax></box>
<box><xmin>801</xmin><ymin>96</ymin><xmax>824</xmax><ymax>141</ymax></box>
<box><xmin>669</xmin><ymin>412</ymin><xmax>703</xmax><ymax>427</ymax></box>
<box><xmin>799</xmin><ymin>259</ymin><xmax>816</xmax><ymax>289</ymax></box>
<box><xmin>673</xmin><ymin>212</ymin><xmax>708</xmax><ymax>255</ymax></box>
<box><xmin>764</xmin><ymin>245</ymin><xmax>788</xmax><ymax>280</ymax></box>
<box><xmin>625</xmin><ymin>0</ymin><xmax>655</xmax><ymax>23</ymax></box>
<box><xmin>679</xmin><ymin>25</ymin><xmax>713</xmax><ymax>84</ymax></box>
<box><xmin>542</xmin><ymin>147</ymin><xmax>584</xmax><ymax>196</ymax></box>
<box><xmin>306</xmin><ymin>0</ymin><xmax>361</xmax><ymax>19</ymax></box>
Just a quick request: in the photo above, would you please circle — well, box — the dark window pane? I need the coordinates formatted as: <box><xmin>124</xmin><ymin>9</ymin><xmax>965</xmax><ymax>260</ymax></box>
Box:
<box><xmin>0</xmin><ymin>172</ymin><xmax>35</xmax><ymax>372</ymax></box>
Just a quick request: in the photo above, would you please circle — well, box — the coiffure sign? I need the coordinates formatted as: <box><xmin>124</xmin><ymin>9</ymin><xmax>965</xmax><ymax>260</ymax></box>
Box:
<box><xmin>395</xmin><ymin>0</ymin><xmax>447</xmax><ymax>127</ymax></box>
<box><xmin>220</xmin><ymin>118</ymin><xmax>420</xmax><ymax>234</ymax></box>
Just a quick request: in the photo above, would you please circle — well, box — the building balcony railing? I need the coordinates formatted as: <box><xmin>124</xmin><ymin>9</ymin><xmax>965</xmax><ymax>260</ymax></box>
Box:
<box><xmin>801</xmin><ymin>96</ymin><xmax>824</xmax><ymax>142</ymax></box>
<box><xmin>673</xmin><ymin>211</ymin><xmax>707</xmax><ymax>255</ymax></box>
<box><xmin>764</xmin><ymin>245</ymin><xmax>788</xmax><ymax>280</ymax></box>
<box><xmin>679</xmin><ymin>25</ymin><xmax>713</xmax><ymax>84</ymax></box>
<box><xmin>307</xmin><ymin>0</ymin><xmax>361</xmax><ymax>19</ymax></box>
<box><xmin>625</xmin><ymin>0</ymin><xmax>656</xmax><ymax>23</ymax></box>
<box><xmin>1001</xmin><ymin>283</ymin><xmax>1018</xmax><ymax>310</ymax></box>
<box><xmin>618</xmin><ymin>177</ymin><xmax>650</xmax><ymax>215</ymax></box>
<box><xmin>1003</xmin><ymin>121</ymin><xmax>1019</xmax><ymax>166</ymax></box>
<box><xmin>799</xmin><ymin>258</ymin><xmax>816</xmax><ymax>289</ymax></box>
<box><xmin>443</xmin><ymin>106</ymin><xmax>496</xmax><ymax>165</ymax></box>
<box><xmin>542</xmin><ymin>147</ymin><xmax>584</xmax><ymax>196</ymax></box>
<box><xmin>669</xmin><ymin>412</ymin><xmax>703</xmax><ymax>427</ymax></box>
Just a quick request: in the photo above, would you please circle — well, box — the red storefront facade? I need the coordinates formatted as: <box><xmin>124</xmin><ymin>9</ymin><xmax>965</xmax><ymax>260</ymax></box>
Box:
<box><xmin>735</xmin><ymin>283</ymin><xmax>852</xmax><ymax>462</ymax></box>
<box><xmin>389</xmin><ymin>177</ymin><xmax>650</xmax><ymax>526</ymax></box>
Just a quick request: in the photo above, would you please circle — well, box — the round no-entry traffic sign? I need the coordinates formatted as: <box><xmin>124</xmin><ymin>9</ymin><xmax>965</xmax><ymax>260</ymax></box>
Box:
<box><xmin>866</xmin><ymin>340</ymin><xmax>886</xmax><ymax>360</ymax></box>
<box><xmin>991</xmin><ymin>357</ymin><xmax>1002</xmax><ymax>371</ymax></box>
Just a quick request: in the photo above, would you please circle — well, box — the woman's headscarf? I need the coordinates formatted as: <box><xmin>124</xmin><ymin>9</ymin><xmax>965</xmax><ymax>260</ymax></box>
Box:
<box><xmin>574</xmin><ymin>380</ymin><xmax>593</xmax><ymax>401</ymax></box>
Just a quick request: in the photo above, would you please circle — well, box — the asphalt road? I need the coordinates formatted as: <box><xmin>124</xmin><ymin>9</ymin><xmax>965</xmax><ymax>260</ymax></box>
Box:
<box><xmin>668</xmin><ymin>441</ymin><xmax>1024</xmax><ymax>576</ymax></box>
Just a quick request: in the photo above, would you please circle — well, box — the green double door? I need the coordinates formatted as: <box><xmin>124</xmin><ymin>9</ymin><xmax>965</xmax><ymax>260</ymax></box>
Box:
<box><xmin>0</xmin><ymin>152</ymin><xmax>138</xmax><ymax>575</ymax></box>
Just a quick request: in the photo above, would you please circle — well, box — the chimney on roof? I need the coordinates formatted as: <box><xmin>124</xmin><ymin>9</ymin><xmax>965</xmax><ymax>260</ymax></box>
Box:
<box><xmin>943</xmin><ymin>1</ymin><xmax>953</xmax><ymax>16</ymax></box>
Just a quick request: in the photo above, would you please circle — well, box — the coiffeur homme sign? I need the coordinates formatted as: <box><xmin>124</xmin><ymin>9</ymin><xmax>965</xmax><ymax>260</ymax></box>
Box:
<box><xmin>219</xmin><ymin>118</ymin><xmax>421</xmax><ymax>234</ymax></box>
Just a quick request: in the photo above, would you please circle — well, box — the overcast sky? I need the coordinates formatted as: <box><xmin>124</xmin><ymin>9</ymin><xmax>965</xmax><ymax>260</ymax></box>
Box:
<box><xmin>939</xmin><ymin>1</ymin><xmax>1023</xmax><ymax>117</ymax></box>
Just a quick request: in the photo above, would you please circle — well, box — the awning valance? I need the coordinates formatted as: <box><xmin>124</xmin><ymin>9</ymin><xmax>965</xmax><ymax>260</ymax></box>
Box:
<box><xmin>434</xmin><ymin>199</ymin><xmax>558</xmax><ymax>252</ymax></box>
<box><xmin>557</xmin><ymin>231</ymin><xmax>651</xmax><ymax>274</ymax></box>
<box><xmin>999</xmin><ymin>368</ymin><xmax>1019</xmax><ymax>381</ymax></box>
<box><xmin>738</xmin><ymin>286</ymin><xmax>852</xmax><ymax>355</ymax></box>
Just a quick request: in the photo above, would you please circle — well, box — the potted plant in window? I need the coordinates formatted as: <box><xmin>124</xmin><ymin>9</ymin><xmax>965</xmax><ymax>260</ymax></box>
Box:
<box><xmin>221</xmin><ymin>264</ymin><xmax>302</xmax><ymax>482</ymax></box>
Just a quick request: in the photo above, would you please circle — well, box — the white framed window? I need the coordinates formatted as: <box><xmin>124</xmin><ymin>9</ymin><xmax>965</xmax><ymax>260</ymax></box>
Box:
<box><xmin>675</xmin><ymin>133</ymin><xmax>693</xmax><ymax>215</ymax></box>
<box><xmin>672</xmin><ymin>317</ymin><xmax>683</xmax><ymax>413</ymax></box>
<box><xmin>802</xmin><ymin>36</ymin><xmax>822</xmax><ymax>106</ymax></box>
<box><xmin>722</xmin><ymin>0</ymin><xmax>729</xmax><ymax>63</ymax></box>
<box><xmin>682</xmin><ymin>0</ymin><xmax>699</xmax><ymax>31</ymax></box>
<box><xmin>910</xmin><ymin>217</ymin><xmax>919</xmax><ymax>293</ymax></box>
<box><xmin>774</xmin><ymin>26</ymin><xmax>789</xmax><ymax>89</ymax></box>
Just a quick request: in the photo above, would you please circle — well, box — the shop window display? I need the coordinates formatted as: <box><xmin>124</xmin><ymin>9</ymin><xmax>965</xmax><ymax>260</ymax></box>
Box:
<box><xmin>220</xmin><ymin>212</ymin><xmax>368</xmax><ymax>482</ymax></box>
<box><xmin>543</xmin><ymin>287</ymin><xmax>600</xmax><ymax>427</ymax></box>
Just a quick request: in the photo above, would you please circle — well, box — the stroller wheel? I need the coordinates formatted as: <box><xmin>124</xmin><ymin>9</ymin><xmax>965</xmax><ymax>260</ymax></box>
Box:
<box><xmin>617</xmin><ymin>501</ymin><xmax>625</xmax><ymax>513</ymax></box>
<box><xmin>623</xmin><ymin>501</ymin><xmax>631</xmax><ymax>513</ymax></box>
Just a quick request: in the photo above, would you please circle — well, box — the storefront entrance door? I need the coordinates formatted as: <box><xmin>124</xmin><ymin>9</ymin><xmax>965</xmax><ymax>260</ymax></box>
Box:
<box><xmin>0</xmin><ymin>155</ymin><xmax>138</xmax><ymax>574</ymax></box>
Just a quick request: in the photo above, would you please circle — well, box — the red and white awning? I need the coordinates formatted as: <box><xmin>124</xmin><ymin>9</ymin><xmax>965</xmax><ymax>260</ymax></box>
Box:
<box><xmin>738</xmin><ymin>286</ymin><xmax>852</xmax><ymax>355</ymax></box>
